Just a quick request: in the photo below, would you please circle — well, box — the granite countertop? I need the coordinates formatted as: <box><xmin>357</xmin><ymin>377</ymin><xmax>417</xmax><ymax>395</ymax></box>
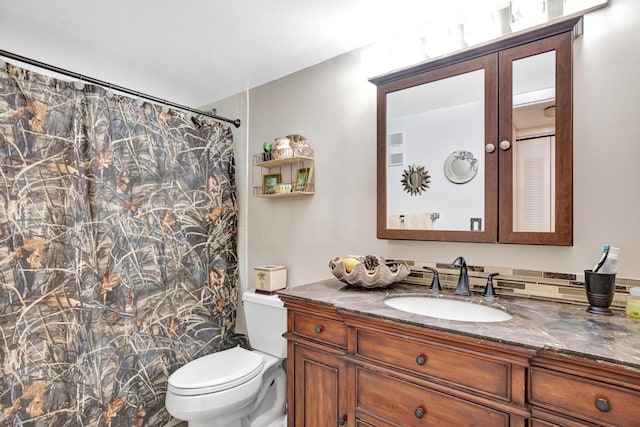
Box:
<box><xmin>278</xmin><ymin>279</ymin><xmax>640</xmax><ymax>370</ymax></box>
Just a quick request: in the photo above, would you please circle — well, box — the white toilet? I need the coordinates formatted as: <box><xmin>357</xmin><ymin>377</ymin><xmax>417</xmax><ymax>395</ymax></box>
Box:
<box><xmin>165</xmin><ymin>290</ymin><xmax>287</xmax><ymax>427</ymax></box>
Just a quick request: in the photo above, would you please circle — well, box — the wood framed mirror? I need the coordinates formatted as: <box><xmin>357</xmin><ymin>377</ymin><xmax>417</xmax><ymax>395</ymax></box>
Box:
<box><xmin>372</xmin><ymin>16</ymin><xmax>581</xmax><ymax>245</ymax></box>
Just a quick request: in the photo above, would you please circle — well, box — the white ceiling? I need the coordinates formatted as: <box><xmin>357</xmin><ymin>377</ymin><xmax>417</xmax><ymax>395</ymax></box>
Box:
<box><xmin>0</xmin><ymin>0</ymin><xmax>500</xmax><ymax>107</ymax></box>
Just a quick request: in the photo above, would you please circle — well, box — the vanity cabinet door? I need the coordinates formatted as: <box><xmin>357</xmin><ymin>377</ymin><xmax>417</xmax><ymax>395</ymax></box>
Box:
<box><xmin>292</xmin><ymin>344</ymin><xmax>349</xmax><ymax>427</ymax></box>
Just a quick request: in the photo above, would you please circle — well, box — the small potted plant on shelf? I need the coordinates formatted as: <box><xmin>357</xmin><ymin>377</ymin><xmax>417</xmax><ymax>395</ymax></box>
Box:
<box><xmin>262</xmin><ymin>143</ymin><xmax>272</xmax><ymax>161</ymax></box>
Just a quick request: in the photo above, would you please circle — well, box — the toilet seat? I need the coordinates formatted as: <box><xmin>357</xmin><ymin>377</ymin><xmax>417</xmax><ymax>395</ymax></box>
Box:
<box><xmin>168</xmin><ymin>346</ymin><xmax>265</xmax><ymax>396</ymax></box>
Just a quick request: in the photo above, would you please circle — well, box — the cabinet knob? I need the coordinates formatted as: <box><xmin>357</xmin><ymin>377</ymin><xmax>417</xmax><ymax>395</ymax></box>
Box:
<box><xmin>416</xmin><ymin>355</ymin><xmax>426</xmax><ymax>365</ymax></box>
<box><xmin>338</xmin><ymin>415</ymin><xmax>347</xmax><ymax>425</ymax></box>
<box><xmin>499</xmin><ymin>140</ymin><xmax>511</xmax><ymax>150</ymax></box>
<box><xmin>314</xmin><ymin>326</ymin><xmax>323</xmax><ymax>334</ymax></box>
<box><xmin>414</xmin><ymin>407</ymin><xmax>425</xmax><ymax>419</ymax></box>
<box><xmin>595</xmin><ymin>398</ymin><xmax>611</xmax><ymax>413</ymax></box>
<box><xmin>485</xmin><ymin>143</ymin><xmax>496</xmax><ymax>153</ymax></box>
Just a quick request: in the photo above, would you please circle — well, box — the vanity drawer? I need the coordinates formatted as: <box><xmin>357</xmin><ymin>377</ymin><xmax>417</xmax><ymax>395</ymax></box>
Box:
<box><xmin>291</xmin><ymin>312</ymin><xmax>348</xmax><ymax>348</ymax></box>
<box><xmin>529</xmin><ymin>367</ymin><xmax>640</xmax><ymax>426</ymax></box>
<box><xmin>356</xmin><ymin>367</ymin><xmax>508</xmax><ymax>426</ymax></box>
<box><xmin>355</xmin><ymin>328</ymin><xmax>511</xmax><ymax>399</ymax></box>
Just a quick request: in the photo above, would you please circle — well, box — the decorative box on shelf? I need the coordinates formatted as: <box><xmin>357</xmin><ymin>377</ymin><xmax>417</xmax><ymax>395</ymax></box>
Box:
<box><xmin>253</xmin><ymin>134</ymin><xmax>315</xmax><ymax>198</ymax></box>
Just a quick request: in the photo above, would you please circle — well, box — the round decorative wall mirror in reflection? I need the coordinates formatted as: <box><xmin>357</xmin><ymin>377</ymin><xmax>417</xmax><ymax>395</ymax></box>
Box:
<box><xmin>444</xmin><ymin>151</ymin><xmax>479</xmax><ymax>184</ymax></box>
<box><xmin>401</xmin><ymin>164</ymin><xmax>431</xmax><ymax>196</ymax></box>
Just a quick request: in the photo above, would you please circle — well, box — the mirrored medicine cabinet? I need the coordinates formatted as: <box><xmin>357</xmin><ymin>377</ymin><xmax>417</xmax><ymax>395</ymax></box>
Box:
<box><xmin>372</xmin><ymin>16</ymin><xmax>582</xmax><ymax>245</ymax></box>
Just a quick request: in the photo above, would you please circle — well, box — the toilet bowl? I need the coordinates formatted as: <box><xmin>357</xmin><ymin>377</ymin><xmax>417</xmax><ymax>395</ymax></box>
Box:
<box><xmin>165</xmin><ymin>291</ymin><xmax>287</xmax><ymax>427</ymax></box>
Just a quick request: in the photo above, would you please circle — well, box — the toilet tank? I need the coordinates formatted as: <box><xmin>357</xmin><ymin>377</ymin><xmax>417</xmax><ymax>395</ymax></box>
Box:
<box><xmin>242</xmin><ymin>290</ymin><xmax>287</xmax><ymax>358</ymax></box>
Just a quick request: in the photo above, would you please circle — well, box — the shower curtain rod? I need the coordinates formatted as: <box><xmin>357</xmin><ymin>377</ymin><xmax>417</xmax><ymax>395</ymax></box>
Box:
<box><xmin>0</xmin><ymin>49</ymin><xmax>241</xmax><ymax>128</ymax></box>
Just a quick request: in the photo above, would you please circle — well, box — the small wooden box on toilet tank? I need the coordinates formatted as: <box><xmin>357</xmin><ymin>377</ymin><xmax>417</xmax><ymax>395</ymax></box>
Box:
<box><xmin>254</xmin><ymin>265</ymin><xmax>287</xmax><ymax>293</ymax></box>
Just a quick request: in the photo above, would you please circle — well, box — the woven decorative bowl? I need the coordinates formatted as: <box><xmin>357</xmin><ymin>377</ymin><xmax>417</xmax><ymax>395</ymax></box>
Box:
<box><xmin>329</xmin><ymin>256</ymin><xmax>410</xmax><ymax>289</ymax></box>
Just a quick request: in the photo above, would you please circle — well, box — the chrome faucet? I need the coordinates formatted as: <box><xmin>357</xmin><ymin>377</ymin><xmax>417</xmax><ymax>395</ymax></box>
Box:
<box><xmin>452</xmin><ymin>257</ymin><xmax>470</xmax><ymax>296</ymax></box>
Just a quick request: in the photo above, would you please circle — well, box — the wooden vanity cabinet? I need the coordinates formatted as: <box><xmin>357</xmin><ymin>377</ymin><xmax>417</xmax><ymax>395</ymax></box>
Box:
<box><xmin>282</xmin><ymin>295</ymin><xmax>640</xmax><ymax>426</ymax></box>
<box><xmin>282</xmin><ymin>296</ymin><xmax>534</xmax><ymax>426</ymax></box>
<box><xmin>528</xmin><ymin>351</ymin><xmax>640</xmax><ymax>427</ymax></box>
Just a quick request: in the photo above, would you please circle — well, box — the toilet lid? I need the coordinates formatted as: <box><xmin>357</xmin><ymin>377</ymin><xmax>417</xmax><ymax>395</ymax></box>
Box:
<box><xmin>168</xmin><ymin>346</ymin><xmax>265</xmax><ymax>395</ymax></box>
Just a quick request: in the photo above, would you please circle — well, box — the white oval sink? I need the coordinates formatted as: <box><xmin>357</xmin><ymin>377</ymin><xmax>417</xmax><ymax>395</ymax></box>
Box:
<box><xmin>384</xmin><ymin>296</ymin><xmax>512</xmax><ymax>322</ymax></box>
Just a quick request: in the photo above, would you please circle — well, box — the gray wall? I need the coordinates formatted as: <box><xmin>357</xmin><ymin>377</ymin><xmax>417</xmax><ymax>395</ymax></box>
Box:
<box><xmin>210</xmin><ymin>0</ymin><xmax>640</xmax><ymax>295</ymax></box>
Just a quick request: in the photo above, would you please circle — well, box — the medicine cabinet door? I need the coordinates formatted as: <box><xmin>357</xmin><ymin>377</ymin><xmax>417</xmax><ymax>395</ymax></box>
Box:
<box><xmin>377</xmin><ymin>55</ymin><xmax>498</xmax><ymax>243</ymax></box>
<box><xmin>498</xmin><ymin>31</ymin><xmax>573</xmax><ymax>245</ymax></box>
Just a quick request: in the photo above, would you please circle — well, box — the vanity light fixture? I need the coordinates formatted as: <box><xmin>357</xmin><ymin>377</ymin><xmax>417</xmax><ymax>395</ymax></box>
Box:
<box><xmin>423</xmin><ymin>23</ymin><xmax>467</xmax><ymax>59</ymax></box>
<box><xmin>361</xmin><ymin>0</ymin><xmax>607</xmax><ymax>78</ymax></box>
<box><xmin>564</xmin><ymin>0</ymin><xmax>608</xmax><ymax>14</ymax></box>
<box><xmin>360</xmin><ymin>32</ymin><xmax>430</xmax><ymax>79</ymax></box>
<box><xmin>509</xmin><ymin>0</ymin><xmax>549</xmax><ymax>32</ymax></box>
<box><xmin>463</xmin><ymin>7</ymin><xmax>510</xmax><ymax>47</ymax></box>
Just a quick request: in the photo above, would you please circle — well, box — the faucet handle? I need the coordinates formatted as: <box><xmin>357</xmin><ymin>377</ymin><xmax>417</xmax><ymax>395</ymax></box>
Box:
<box><xmin>422</xmin><ymin>266</ymin><xmax>442</xmax><ymax>291</ymax></box>
<box><xmin>482</xmin><ymin>273</ymin><xmax>500</xmax><ymax>298</ymax></box>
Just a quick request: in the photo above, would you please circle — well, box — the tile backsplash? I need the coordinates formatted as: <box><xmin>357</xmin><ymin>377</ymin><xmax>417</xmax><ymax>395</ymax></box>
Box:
<box><xmin>394</xmin><ymin>260</ymin><xmax>640</xmax><ymax>309</ymax></box>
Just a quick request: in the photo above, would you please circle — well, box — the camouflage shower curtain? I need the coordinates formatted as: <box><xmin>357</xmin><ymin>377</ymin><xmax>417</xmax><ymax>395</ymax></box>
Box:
<box><xmin>0</xmin><ymin>63</ymin><xmax>242</xmax><ymax>426</ymax></box>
